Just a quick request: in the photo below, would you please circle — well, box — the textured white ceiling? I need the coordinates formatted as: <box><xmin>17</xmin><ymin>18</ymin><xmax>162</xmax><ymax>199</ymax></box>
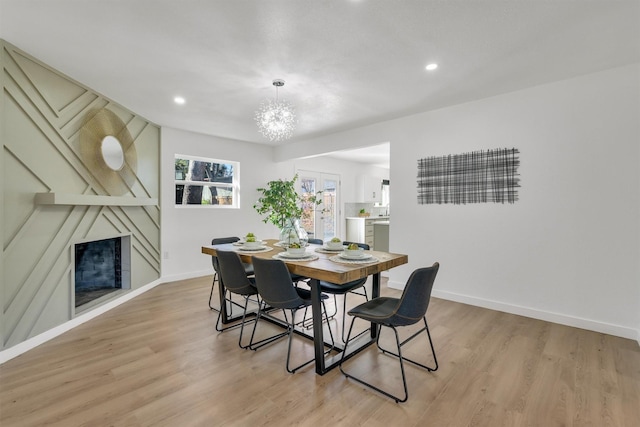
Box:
<box><xmin>323</xmin><ymin>143</ymin><xmax>390</xmax><ymax>169</ymax></box>
<box><xmin>1</xmin><ymin>0</ymin><xmax>638</xmax><ymax>161</ymax></box>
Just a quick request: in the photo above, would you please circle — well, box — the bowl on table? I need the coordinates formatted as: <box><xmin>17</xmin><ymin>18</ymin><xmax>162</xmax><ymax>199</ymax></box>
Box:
<box><xmin>286</xmin><ymin>246</ymin><xmax>307</xmax><ymax>257</ymax></box>
<box><xmin>243</xmin><ymin>240</ymin><xmax>261</xmax><ymax>249</ymax></box>
<box><xmin>343</xmin><ymin>247</ymin><xmax>364</xmax><ymax>258</ymax></box>
<box><xmin>325</xmin><ymin>240</ymin><xmax>343</xmax><ymax>250</ymax></box>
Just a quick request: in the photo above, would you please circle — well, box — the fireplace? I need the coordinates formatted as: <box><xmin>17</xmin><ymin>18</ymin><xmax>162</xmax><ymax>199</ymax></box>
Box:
<box><xmin>73</xmin><ymin>235</ymin><xmax>131</xmax><ymax>311</ymax></box>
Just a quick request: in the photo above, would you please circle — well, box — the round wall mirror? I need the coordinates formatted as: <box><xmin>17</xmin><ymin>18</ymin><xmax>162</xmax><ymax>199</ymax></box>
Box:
<box><xmin>101</xmin><ymin>135</ymin><xmax>125</xmax><ymax>170</ymax></box>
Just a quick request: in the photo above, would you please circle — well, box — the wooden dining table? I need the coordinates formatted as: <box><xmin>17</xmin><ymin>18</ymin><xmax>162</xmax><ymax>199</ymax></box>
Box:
<box><xmin>201</xmin><ymin>239</ymin><xmax>408</xmax><ymax>375</ymax></box>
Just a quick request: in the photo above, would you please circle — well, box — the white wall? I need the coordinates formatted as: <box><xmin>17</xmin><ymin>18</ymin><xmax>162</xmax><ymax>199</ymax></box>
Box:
<box><xmin>161</xmin><ymin>128</ymin><xmax>287</xmax><ymax>280</ymax></box>
<box><xmin>390</xmin><ymin>64</ymin><xmax>639</xmax><ymax>340</ymax></box>
<box><xmin>280</xmin><ymin>65</ymin><xmax>640</xmax><ymax>340</ymax></box>
<box><xmin>162</xmin><ymin>65</ymin><xmax>639</xmax><ymax>341</ymax></box>
<box><xmin>160</xmin><ymin>128</ymin><xmax>388</xmax><ymax>281</ymax></box>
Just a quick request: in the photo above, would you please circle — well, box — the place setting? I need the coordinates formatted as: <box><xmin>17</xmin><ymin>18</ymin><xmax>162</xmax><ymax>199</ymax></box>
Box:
<box><xmin>235</xmin><ymin>233</ymin><xmax>273</xmax><ymax>254</ymax></box>
<box><xmin>273</xmin><ymin>243</ymin><xmax>319</xmax><ymax>261</ymax></box>
<box><xmin>329</xmin><ymin>244</ymin><xmax>378</xmax><ymax>264</ymax></box>
<box><xmin>314</xmin><ymin>238</ymin><xmax>346</xmax><ymax>254</ymax></box>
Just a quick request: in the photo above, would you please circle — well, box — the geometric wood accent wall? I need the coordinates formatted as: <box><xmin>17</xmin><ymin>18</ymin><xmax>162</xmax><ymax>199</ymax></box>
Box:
<box><xmin>1</xmin><ymin>40</ymin><xmax>161</xmax><ymax>351</ymax></box>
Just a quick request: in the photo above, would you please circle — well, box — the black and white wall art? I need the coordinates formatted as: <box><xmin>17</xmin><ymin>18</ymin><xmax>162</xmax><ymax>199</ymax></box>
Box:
<box><xmin>417</xmin><ymin>148</ymin><xmax>520</xmax><ymax>204</ymax></box>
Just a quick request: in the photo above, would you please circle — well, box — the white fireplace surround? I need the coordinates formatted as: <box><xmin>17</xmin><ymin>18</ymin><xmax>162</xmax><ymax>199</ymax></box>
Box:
<box><xmin>71</xmin><ymin>233</ymin><xmax>132</xmax><ymax>315</ymax></box>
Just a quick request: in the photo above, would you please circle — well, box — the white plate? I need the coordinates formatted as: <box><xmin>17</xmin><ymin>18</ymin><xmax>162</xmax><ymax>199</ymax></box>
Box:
<box><xmin>339</xmin><ymin>252</ymin><xmax>372</xmax><ymax>260</ymax></box>
<box><xmin>238</xmin><ymin>246</ymin><xmax>267</xmax><ymax>251</ymax></box>
<box><xmin>322</xmin><ymin>246</ymin><xmax>344</xmax><ymax>252</ymax></box>
<box><xmin>279</xmin><ymin>251</ymin><xmax>312</xmax><ymax>259</ymax></box>
<box><xmin>235</xmin><ymin>240</ymin><xmax>266</xmax><ymax>246</ymax></box>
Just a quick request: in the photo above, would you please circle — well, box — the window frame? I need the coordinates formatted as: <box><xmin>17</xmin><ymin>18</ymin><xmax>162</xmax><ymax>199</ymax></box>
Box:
<box><xmin>174</xmin><ymin>154</ymin><xmax>240</xmax><ymax>208</ymax></box>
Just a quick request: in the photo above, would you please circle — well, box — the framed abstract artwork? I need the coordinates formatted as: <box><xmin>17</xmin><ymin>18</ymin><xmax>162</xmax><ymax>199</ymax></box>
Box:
<box><xmin>417</xmin><ymin>148</ymin><xmax>520</xmax><ymax>204</ymax></box>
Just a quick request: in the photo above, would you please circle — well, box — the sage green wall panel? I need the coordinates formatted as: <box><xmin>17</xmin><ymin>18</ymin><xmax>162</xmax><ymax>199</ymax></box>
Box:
<box><xmin>3</xmin><ymin>205</ymin><xmax>88</xmax><ymax>346</ymax></box>
<box><xmin>4</xmin><ymin>231</ymin><xmax>74</xmax><ymax>348</ymax></box>
<box><xmin>1</xmin><ymin>40</ymin><xmax>160</xmax><ymax>351</ymax></box>
<box><xmin>4</xmin><ymin>205</ymin><xmax>78</xmax><ymax>309</ymax></box>
<box><xmin>3</xmin><ymin>148</ymin><xmax>50</xmax><ymax>246</ymax></box>
<box><xmin>134</xmin><ymin>124</ymin><xmax>161</xmax><ymax>198</ymax></box>
<box><xmin>30</xmin><ymin>270</ymin><xmax>73</xmax><ymax>341</ymax></box>
<box><xmin>120</xmin><ymin>206</ymin><xmax>161</xmax><ymax>250</ymax></box>
<box><xmin>10</xmin><ymin>49</ymin><xmax>89</xmax><ymax>114</ymax></box>
<box><xmin>3</xmin><ymin>92</ymin><xmax>90</xmax><ymax>194</ymax></box>
<box><xmin>131</xmin><ymin>249</ymin><xmax>161</xmax><ymax>289</ymax></box>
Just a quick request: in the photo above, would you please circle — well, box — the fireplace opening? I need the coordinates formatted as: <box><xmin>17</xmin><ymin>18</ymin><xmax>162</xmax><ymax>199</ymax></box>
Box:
<box><xmin>74</xmin><ymin>235</ymin><xmax>131</xmax><ymax>310</ymax></box>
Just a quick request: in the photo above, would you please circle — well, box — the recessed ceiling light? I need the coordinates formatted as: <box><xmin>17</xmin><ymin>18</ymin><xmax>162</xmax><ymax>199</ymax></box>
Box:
<box><xmin>174</xmin><ymin>96</ymin><xmax>186</xmax><ymax>105</ymax></box>
<box><xmin>425</xmin><ymin>63</ymin><xmax>438</xmax><ymax>71</ymax></box>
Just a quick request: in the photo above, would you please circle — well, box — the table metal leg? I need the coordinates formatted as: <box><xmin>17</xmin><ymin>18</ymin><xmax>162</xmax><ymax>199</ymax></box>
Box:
<box><xmin>309</xmin><ymin>273</ymin><xmax>383</xmax><ymax>375</ymax></box>
<box><xmin>309</xmin><ymin>278</ymin><xmax>326</xmax><ymax>374</ymax></box>
<box><xmin>371</xmin><ymin>272</ymin><xmax>380</xmax><ymax>338</ymax></box>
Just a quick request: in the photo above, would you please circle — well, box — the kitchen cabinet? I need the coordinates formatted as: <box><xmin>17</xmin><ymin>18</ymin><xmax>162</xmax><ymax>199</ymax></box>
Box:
<box><xmin>356</xmin><ymin>175</ymin><xmax>382</xmax><ymax>203</ymax></box>
<box><xmin>373</xmin><ymin>221</ymin><xmax>389</xmax><ymax>252</ymax></box>
<box><xmin>346</xmin><ymin>216</ymin><xmax>389</xmax><ymax>248</ymax></box>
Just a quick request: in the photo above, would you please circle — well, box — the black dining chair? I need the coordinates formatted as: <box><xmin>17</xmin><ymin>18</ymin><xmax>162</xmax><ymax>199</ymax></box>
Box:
<box><xmin>214</xmin><ymin>250</ymin><xmax>260</xmax><ymax>348</ymax></box>
<box><xmin>250</xmin><ymin>256</ymin><xmax>335</xmax><ymax>373</ymax></box>
<box><xmin>339</xmin><ymin>262</ymin><xmax>440</xmax><ymax>403</ymax></box>
<box><xmin>208</xmin><ymin>237</ymin><xmax>254</xmax><ymax>311</ymax></box>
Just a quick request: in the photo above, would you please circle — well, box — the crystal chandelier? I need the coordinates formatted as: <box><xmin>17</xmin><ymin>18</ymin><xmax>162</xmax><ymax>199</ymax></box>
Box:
<box><xmin>255</xmin><ymin>79</ymin><xmax>296</xmax><ymax>142</ymax></box>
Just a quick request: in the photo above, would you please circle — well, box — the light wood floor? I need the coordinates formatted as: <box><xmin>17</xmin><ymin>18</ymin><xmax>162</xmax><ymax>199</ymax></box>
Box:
<box><xmin>1</xmin><ymin>275</ymin><xmax>639</xmax><ymax>426</ymax></box>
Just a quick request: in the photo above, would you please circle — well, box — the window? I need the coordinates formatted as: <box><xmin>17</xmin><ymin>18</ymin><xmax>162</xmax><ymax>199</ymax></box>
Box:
<box><xmin>175</xmin><ymin>154</ymin><xmax>239</xmax><ymax>207</ymax></box>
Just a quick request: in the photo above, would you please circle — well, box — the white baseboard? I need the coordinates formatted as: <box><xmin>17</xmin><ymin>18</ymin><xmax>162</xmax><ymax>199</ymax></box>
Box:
<box><xmin>432</xmin><ymin>289</ymin><xmax>639</xmax><ymax>342</ymax></box>
<box><xmin>161</xmin><ymin>269</ymin><xmax>211</xmax><ymax>283</ymax></box>
<box><xmin>0</xmin><ymin>278</ymin><xmax>164</xmax><ymax>365</ymax></box>
<box><xmin>387</xmin><ymin>279</ymin><xmax>405</xmax><ymax>290</ymax></box>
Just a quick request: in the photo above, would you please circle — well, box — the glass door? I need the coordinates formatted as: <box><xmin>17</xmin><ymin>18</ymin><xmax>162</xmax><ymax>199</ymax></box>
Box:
<box><xmin>298</xmin><ymin>171</ymin><xmax>340</xmax><ymax>241</ymax></box>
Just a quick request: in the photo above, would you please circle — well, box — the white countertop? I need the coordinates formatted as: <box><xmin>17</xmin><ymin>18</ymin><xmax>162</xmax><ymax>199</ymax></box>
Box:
<box><xmin>346</xmin><ymin>216</ymin><xmax>390</xmax><ymax>220</ymax></box>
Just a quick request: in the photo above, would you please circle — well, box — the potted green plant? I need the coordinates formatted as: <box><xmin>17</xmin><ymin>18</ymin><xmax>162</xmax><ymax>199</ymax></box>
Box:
<box><xmin>253</xmin><ymin>174</ymin><xmax>322</xmax><ymax>245</ymax></box>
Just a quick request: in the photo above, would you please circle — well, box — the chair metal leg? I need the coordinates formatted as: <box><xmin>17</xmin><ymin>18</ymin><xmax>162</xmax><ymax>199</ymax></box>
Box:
<box><xmin>214</xmin><ymin>290</ymin><xmax>251</xmax><ymax>330</ymax></box>
<box><xmin>339</xmin><ymin>287</ymin><xmax>370</xmax><ymax>342</ymax></box>
<box><xmin>376</xmin><ymin>317</ymin><xmax>438</xmax><ymax>372</ymax></box>
<box><xmin>326</xmin><ymin>295</ymin><xmax>338</xmax><ymax>319</ymax></box>
<box><xmin>213</xmin><ymin>295</ymin><xmax>257</xmax><ymax>349</ymax></box>
<box><xmin>340</xmin><ymin>316</ymin><xmax>437</xmax><ymax>403</ymax></box>
<box><xmin>209</xmin><ymin>274</ymin><xmax>239</xmax><ymax>320</ymax></box>
<box><xmin>300</xmin><ymin>295</ymin><xmax>338</xmax><ymax>330</ymax></box>
<box><xmin>248</xmin><ymin>300</ymin><xmax>289</xmax><ymax>351</ymax></box>
<box><xmin>321</xmin><ymin>300</ymin><xmax>335</xmax><ymax>355</ymax></box>
<box><xmin>286</xmin><ymin>309</ymin><xmax>314</xmax><ymax>373</ymax></box>
<box><xmin>248</xmin><ymin>298</ymin><xmax>335</xmax><ymax>372</ymax></box>
<box><xmin>286</xmin><ymin>303</ymin><xmax>335</xmax><ymax>373</ymax></box>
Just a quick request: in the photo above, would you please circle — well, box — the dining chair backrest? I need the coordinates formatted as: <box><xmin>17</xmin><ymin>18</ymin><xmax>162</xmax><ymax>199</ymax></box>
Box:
<box><xmin>215</xmin><ymin>250</ymin><xmax>256</xmax><ymax>295</ymax></box>
<box><xmin>252</xmin><ymin>257</ymin><xmax>307</xmax><ymax>310</ymax></box>
<box><xmin>385</xmin><ymin>262</ymin><xmax>439</xmax><ymax>327</ymax></box>
<box><xmin>307</xmin><ymin>238</ymin><xmax>323</xmax><ymax>245</ymax></box>
<box><xmin>343</xmin><ymin>241</ymin><xmax>370</xmax><ymax>250</ymax></box>
<box><xmin>211</xmin><ymin>237</ymin><xmax>240</xmax><ymax>271</ymax></box>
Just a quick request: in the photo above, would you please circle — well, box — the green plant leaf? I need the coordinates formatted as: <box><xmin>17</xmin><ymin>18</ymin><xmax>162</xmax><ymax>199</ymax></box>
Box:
<box><xmin>253</xmin><ymin>174</ymin><xmax>323</xmax><ymax>228</ymax></box>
